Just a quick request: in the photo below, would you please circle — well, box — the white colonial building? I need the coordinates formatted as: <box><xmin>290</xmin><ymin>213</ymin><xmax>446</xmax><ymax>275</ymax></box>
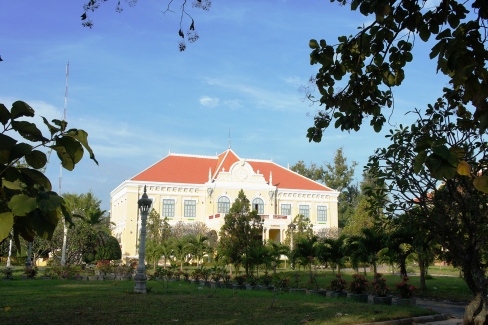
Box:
<box><xmin>110</xmin><ymin>149</ymin><xmax>339</xmax><ymax>257</ymax></box>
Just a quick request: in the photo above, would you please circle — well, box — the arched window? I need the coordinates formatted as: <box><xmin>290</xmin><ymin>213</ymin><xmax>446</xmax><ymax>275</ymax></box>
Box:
<box><xmin>252</xmin><ymin>198</ymin><xmax>264</xmax><ymax>214</ymax></box>
<box><xmin>218</xmin><ymin>196</ymin><xmax>230</xmax><ymax>214</ymax></box>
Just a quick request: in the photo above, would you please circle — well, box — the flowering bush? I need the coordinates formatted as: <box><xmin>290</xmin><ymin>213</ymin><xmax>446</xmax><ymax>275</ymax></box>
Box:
<box><xmin>247</xmin><ymin>275</ymin><xmax>258</xmax><ymax>286</ymax></box>
<box><xmin>261</xmin><ymin>272</ymin><xmax>273</xmax><ymax>286</ymax></box>
<box><xmin>52</xmin><ymin>265</ymin><xmax>81</xmax><ymax>278</ymax></box>
<box><xmin>24</xmin><ymin>267</ymin><xmax>38</xmax><ymax>278</ymax></box>
<box><xmin>396</xmin><ymin>276</ymin><xmax>417</xmax><ymax>298</ymax></box>
<box><xmin>95</xmin><ymin>260</ymin><xmax>112</xmax><ymax>274</ymax></box>
<box><xmin>234</xmin><ymin>274</ymin><xmax>247</xmax><ymax>285</ymax></box>
<box><xmin>372</xmin><ymin>273</ymin><xmax>390</xmax><ymax>297</ymax></box>
<box><xmin>330</xmin><ymin>274</ymin><xmax>347</xmax><ymax>292</ymax></box>
<box><xmin>116</xmin><ymin>264</ymin><xmax>133</xmax><ymax>276</ymax></box>
<box><xmin>182</xmin><ymin>269</ymin><xmax>190</xmax><ymax>281</ymax></box>
<box><xmin>222</xmin><ymin>273</ymin><xmax>232</xmax><ymax>284</ymax></box>
<box><xmin>349</xmin><ymin>274</ymin><xmax>369</xmax><ymax>294</ymax></box>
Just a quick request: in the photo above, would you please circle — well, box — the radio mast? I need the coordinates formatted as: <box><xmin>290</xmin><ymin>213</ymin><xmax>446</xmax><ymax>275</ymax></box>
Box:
<box><xmin>60</xmin><ymin>62</ymin><xmax>69</xmax><ymax>266</ymax></box>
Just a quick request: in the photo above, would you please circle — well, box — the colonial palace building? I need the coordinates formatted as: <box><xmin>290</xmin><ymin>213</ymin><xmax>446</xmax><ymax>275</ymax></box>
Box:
<box><xmin>110</xmin><ymin>149</ymin><xmax>339</xmax><ymax>257</ymax></box>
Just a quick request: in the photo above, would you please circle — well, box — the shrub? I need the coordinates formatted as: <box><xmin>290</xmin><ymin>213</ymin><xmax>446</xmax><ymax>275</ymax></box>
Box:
<box><xmin>372</xmin><ymin>273</ymin><xmax>390</xmax><ymax>297</ymax></box>
<box><xmin>349</xmin><ymin>273</ymin><xmax>369</xmax><ymax>294</ymax></box>
<box><xmin>396</xmin><ymin>276</ymin><xmax>417</xmax><ymax>298</ymax></box>
<box><xmin>329</xmin><ymin>274</ymin><xmax>347</xmax><ymax>292</ymax></box>
<box><xmin>234</xmin><ymin>274</ymin><xmax>246</xmax><ymax>285</ymax></box>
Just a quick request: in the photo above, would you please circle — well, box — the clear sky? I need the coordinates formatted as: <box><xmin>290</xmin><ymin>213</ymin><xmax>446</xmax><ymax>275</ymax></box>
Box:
<box><xmin>1</xmin><ymin>0</ymin><xmax>447</xmax><ymax>211</ymax></box>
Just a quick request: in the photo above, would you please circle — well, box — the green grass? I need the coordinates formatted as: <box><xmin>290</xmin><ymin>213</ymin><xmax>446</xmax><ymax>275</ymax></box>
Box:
<box><xmin>0</xmin><ymin>278</ymin><xmax>434</xmax><ymax>325</ymax></box>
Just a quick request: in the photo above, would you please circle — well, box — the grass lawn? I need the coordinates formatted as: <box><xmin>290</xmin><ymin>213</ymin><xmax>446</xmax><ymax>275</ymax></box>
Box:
<box><xmin>1</xmin><ymin>278</ymin><xmax>434</xmax><ymax>325</ymax></box>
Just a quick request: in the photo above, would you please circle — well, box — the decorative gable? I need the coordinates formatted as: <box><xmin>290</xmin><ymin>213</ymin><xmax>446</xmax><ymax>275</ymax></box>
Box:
<box><xmin>215</xmin><ymin>160</ymin><xmax>267</xmax><ymax>184</ymax></box>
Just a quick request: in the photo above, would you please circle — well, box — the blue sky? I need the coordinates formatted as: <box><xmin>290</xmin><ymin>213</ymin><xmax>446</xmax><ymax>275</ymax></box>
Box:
<box><xmin>1</xmin><ymin>0</ymin><xmax>447</xmax><ymax>211</ymax></box>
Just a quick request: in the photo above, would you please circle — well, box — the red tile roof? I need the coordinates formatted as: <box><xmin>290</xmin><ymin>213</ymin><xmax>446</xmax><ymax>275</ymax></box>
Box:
<box><xmin>131</xmin><ymin>149</ymin><xmax>333</xmax><ymax>192</ymax></box>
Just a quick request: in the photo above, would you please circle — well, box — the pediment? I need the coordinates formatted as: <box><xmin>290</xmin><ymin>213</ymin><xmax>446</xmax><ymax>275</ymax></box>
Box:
<box><xmin>215</xmin><ymin>160</ymin><xmax>267</xmax><ymax>184</ymax></box>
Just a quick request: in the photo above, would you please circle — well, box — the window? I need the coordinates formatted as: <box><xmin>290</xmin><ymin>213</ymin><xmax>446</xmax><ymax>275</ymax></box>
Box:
<box><xmin>252</xmin><ymin>198</ymin><xmax>264</xmax><ymax>214</ymax></box>
<box><xmin>218</xmin><ymin>196</ymin><xmax>230</xmax><ymax>214</ymax></box>
<box><xmin>299</xmin><ymin>205</ymin><xmax>310</xmax><ymax>219</ymax></box>
<box><xmin>281</xmin><ymin>204</ymin><xmax>291</xmax><ymax>215</ymax></box>
<box><xmin>184</xmin><ymin>200</ymin><xmax>196</xmax><ymax>218</ymax></box>
<box><xmin>317</xmin><ymin>206</ymin><xmax>327</xmax><ymax>222</ymax></box>
<box><xmin>162</xmin><ymin>199</ymin><xmax>175</xmax><ymax>218</ymax></box>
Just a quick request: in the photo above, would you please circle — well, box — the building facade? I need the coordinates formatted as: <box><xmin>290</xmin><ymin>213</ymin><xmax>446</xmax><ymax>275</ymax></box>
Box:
<box><xmin>110</xmin><ymin>149</ymin><xmax>339</xmax><ymax>257</ymax></box>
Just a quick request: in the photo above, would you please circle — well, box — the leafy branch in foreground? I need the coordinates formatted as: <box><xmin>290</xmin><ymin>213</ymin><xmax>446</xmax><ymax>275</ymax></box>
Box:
<box><xmin>0</xmin><ymin>100</ymin><xmax>97</xmax><ymax>250</ymax></box>
<box><xmin>306</xmin><ymin>0</ymin><xmax>487</xmax><ymax>190</ymax></box>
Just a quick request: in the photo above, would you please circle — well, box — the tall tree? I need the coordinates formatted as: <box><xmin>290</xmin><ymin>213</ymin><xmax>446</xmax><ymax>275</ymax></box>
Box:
<box><xmin>290</xmin><ymin>160</ymin><xmax>324</xmax><ymax>181</ymax></box>
<box><xmin>219</xmin><ymin>189</ymin><xmax>263</xmax><ymax>276</ymax></box>
<box><xmin>324</xmin><ymin>148</ymin><xmax>358</xmax><ymax>228</ymax></box>
<box><xmin>367</xmin><ymin>103</ymin><xmax>488</xmax><ymax>324</ymax></box>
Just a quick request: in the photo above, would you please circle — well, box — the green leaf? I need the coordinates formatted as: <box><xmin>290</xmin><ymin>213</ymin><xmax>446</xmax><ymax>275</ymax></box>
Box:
<box><xmin>36</xmin><ymin>191</ymin><xmax>64</xmax><ymax>212</ymax></box>
<box><xmin>11</xmin><ymin>121</ymin><xmax>48</xmax><ymax>142</ymax></box>
<box><xmin>66</xmin><ymin>129</ymin><xmax>98</xmax><ymax>165</ymax></box>
<box><xmin>0</xmin><ymin>212</ymin><xmax>14</xmax><ymax>242</ymax></box>
<box><xmin>8</xmin><ymin>194</ymin><xmax>38</xmax><ymax>216</ymax></box>
<box><xmin>25</xmin><ymin>150</ymin><xmax>47</xmax><ymax>169</ymax></box>
<box><xmin>425</xmin><ymin>154</ymin><xmax>442</xmax><ymax>171</ymax></box>
<box><xmin>456</xmin><ymin>160</ymin><xmax>471</xmax><ymax>176</ymax></box>
<box><xmin>0</xmin><ymin>103</ymin><xmax>11</xmax><ymax>126</ymax></box>
<box><xmin>42</xmin><ymin>116</ymin><xmax>61</xmax><ymax>137</ymax></box>
<box><xmin>309</xmin><ymin>39</ymin><xmax>319</xmax><ymax>49</ymax></box>
<box><xmin>338</xmin><ymin>36</ymin><xmax>347</xmax><ymax>43</ymax></box>
<box><xmin>11</xmin><ymin>101</ymin><xmax>34</xmax><ymax>120</ymax></box>
<box><xmin>52</xmin><ymin>136</ymin><xmax>84</xmax><ymax>171</ymax></box>
<box><xmin>432</xmin><ymin>145</ymin><xmax>450</xmax><ymax>159</ymax></box>
<box><xmin>419</xmin><ymin>25</ymin><xmax>431</xmax><ymax>42</ymax></box>
<box><xmin>413</xmin><ymin>151</ymin><xmax>427</xmax><ymax>173</ymax></box>
<box><xmin>473</xmin><ymin>176</ymin><xmax>488</xmax><ymax>193</ymax></box>
<box><xmin>435</xmin><ymin>28</ymin><xmax>452</xmax><ymax>40</ymax></box>
<box><xmin>2</xmin><ymin>180</ymin><xmax>24</xmax><ymax>191</ymax></box>
<box><xmin>447</xmin><ymin>14</ymin><xmax>460</xmax><ymax>29</ymax></box>
<box><xmin>19</xmin><ymin>168</ymin><xmax>52</xmax><ymax>191</ymax></box>
<box><xmin>431</xmin><ymin>162</ymin><xmax>456</xmax><ymax>180</ymax></box>
<box><xmin>0</xmin><ymin>134</ymin><xmax>17</xmax><ymax>150</ymax></box>
<box><xmin>430</xmin><ymin>40</ymin><xmax>445</xmax><ymax>59</ymax></box>
<box><xmin>52</xmin><ymin>119</ymin><xmax>68</xmax><ymax>131</ymax></box>
<box><xmin>9</xmin><ymin>143</ymin><xmax>32</xmax><ymax>163</ymax></box>
<box><xmin>27</xmin><ymin>209</ymin><xmax>59</xmax><ymax>240</ymax></box>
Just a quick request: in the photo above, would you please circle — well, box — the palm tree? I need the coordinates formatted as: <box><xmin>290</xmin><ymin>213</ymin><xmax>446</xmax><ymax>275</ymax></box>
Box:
<box><xmin>317</xmin><ymin>235</ymin><xmax>347</xmax><ymax>275</ymax></box>
<box><xmin>189</xmin><ymin>234</ymin><xmax>209</xmax><ymax>267</ymax></box>
<box><xmin>348</xmin><ymin>228</ymin><xmax>387</xmax><ymax>276</ymax></box>
<box><xmin>294</xmin><ymin>236</ymin><xmax>318</xmax><ymax>283</ymax></box>
<box><xmin>171</xmin><ymin>237</ymin><xmax>193</xmax><ymax>271</ymax></box>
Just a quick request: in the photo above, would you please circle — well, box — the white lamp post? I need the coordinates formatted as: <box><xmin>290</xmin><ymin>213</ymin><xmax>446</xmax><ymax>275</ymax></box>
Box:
<box><xmin>134</xmin><ymin>185</ymin><xmax>152</xmax><ymax>294</ymax></box>
<box><xmin>6</xmin><ymin>231</ymin><xmax>13</xmax><ymax>267</ymax></box>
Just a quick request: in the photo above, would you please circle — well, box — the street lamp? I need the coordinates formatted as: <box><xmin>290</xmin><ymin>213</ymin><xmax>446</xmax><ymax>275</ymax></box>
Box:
<box><xmin>134</xmin><ymin>185</ymin><xmax>152</xmax><ymax>294</ymax></box>
<box><xmin>288</xmin><ymin>222</ymin><xmax>296</xmax><ymax>249</ymax></box>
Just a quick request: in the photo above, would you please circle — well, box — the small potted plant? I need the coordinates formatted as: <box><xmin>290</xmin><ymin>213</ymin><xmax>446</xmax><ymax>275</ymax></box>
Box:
<box><xmin>23</xmin><ymin>267</ymin><xmax>38</xmax><ymax>279</ymax></box>
<box><xmin>372</xmin><ymin>273</ymin><xmax>392</xmax><ymax>305</ymax></box>
<box><xmin>395</xmin><ymin>276</ymin><xmax>417</xmax><ymax>306</ymax></box>
<box><xmin>182</xmin><ymin>269</ymin><xmax>190</xmax><ymax>283</ymax></box>
<box><xmin>329</xmin><ymin>274</ymin><xmax>347</xmax><ymax>298</ymax></box>
<box><xmin>349</xmin><ymin>274</ymin><xmax>369</xmax><ymax>302</ymax></box>
<box><xmin>222</xmin><ymin>273</ymin><xmax>233</xmax><ymax>289</ymax></box>
<box><xmin>234</xmin><ymin>274</ymin><xmax>247</xmax><ymax>289</ymax></box>
<box><xmin>2</xmin><ymin>267</ymin><xmax>14</xmax><ymax>280</ymax></box>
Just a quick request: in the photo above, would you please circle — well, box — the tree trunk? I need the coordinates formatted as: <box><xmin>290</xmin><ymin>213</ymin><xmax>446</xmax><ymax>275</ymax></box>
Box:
<box><xmin>463</xmin><ymin>293</ymin><xmax>486</xmax><ymax>325</ymax></box>
<box><xmin>418</xmin><ymin>256</ymin><xmax>427</xmax><ymax>290</ymax></box>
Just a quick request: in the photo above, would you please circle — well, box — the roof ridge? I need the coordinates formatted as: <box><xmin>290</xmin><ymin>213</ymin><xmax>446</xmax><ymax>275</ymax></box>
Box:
<box><xmin>255</xmin><ymin>160</ymin><xmax>335</xmax><ymax>191</ymax></box>
<box><xmin>246</xmin><ymin>158</ymin><xmax>273</xmax><ymax>163</ymax></box>
<box><xmin>170</xmin><ymin>152</ymin><xmax>218</xmax><ymax>159</ymax></box>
